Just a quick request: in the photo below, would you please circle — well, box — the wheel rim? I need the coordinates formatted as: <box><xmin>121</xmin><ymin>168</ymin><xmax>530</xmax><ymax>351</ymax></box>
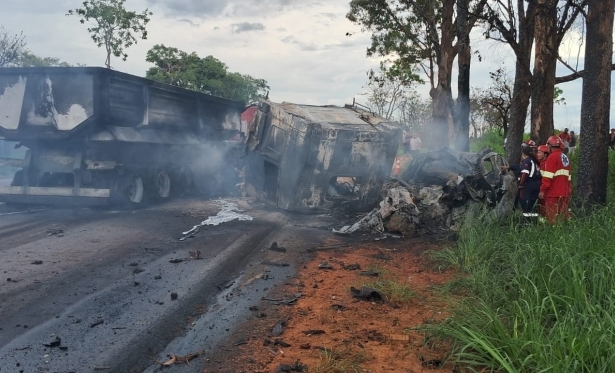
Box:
<box><xmin>156</xmin><ymin>171</ymin><xmax>171</xmax><ymax>198</ymax></box>
<box><xmin>128</xmin><ymin>175</ymin><xmax>144</xmax><ymax>203</ymax></box>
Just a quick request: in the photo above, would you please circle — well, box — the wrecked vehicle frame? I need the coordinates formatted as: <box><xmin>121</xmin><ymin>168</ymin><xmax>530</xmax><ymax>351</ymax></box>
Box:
<box><xmin>335</xmin><ymin>148</ymin><xmax>518</xmax><ymax>236</ymax></box>
<box><xmin>243</xmin><ymin>100</ymin><xmax>402</xmax><ymax>212</ymax></box>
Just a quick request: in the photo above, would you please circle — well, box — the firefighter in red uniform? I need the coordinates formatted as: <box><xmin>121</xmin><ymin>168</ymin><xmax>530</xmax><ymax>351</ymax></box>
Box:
<box><xmin>538</xmin><ymin>136</ymin><xmax>572</xmax><ymax>223</ymax></box>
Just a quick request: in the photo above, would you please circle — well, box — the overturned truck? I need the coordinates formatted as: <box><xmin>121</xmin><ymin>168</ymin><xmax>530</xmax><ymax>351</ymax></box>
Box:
<box><xmin>0</xmin><ymin>67</ymin><xmax>245</xmax><ymax>206</ymax></box>
<box><xmin>244</xmin><ymin>100</ymin><xmax>402</xmax><ymax>212</ymax></box>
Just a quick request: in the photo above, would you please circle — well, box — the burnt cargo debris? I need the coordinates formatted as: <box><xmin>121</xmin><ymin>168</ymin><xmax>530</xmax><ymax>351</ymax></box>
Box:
<box><xmin>243</xmin><ymin>100</ymin><xmax>402</xmax><ymax>212</ymax></box>
<box><xmin>335</xmin><ymin>149</ymin><xmax>518</xmax><ymax>236</ymax></box>
<box><xmin>0</xmin><ymin>67</ymin><xmax>246</xmax><ymax>206</ymax></box>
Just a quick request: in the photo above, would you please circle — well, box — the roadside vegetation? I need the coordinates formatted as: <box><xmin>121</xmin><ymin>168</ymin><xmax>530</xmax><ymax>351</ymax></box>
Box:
<box><xmin>422</xmin><ymin>136</ymin><xmax>615</xmax><ymax>372</ymax></box>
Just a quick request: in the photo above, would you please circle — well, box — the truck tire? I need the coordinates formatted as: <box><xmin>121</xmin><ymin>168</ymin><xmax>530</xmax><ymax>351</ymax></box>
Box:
<box><xmin>110</xmin><ymin>173</ymin><xmax>144</xmax><ymax>206</ymax></box>
<box><xmin>154</xmin><ymin>171</ymin><xmax>171</xmax><ymax>198</ymax></box>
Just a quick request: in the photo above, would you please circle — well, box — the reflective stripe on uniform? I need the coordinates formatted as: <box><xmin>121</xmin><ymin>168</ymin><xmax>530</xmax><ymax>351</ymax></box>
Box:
<box><xmin>543</xmin><ymin>169</ymin><xmax>571</xmax><ymax>180</ymax></box>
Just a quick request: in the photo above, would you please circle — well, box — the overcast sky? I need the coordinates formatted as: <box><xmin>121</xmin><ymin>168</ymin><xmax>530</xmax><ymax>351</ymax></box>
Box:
<box><xmin>1</xmin><ymin>0</ymin><xmax>607</xmax><ymax>133</ymax></box>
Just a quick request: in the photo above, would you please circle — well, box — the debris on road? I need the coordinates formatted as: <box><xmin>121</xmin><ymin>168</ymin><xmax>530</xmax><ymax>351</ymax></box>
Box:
<box><xmin>350</xmin><ymin>286</ymin><xmax>382</xmax><ymax>301</ymax></box>
<box><xmin>181</xmin><ymin>200</ymin><xmax>253</xmax><ymax>240</ymax></box>
<box><xmin>268</xmin><ymin>241</ymin><xmax>287</xmax><ymax>252</ymax></box>
<box><xmin>42</xmin><ymin>337</ymin><xmax>62</xmax><ymax>348</ymax></box>
<box><xmin>154</xmin><ymin>350</ymin><xmax>204</xmax><ymax>367</ymax></box>
<box><xmin>31</xmin><ymin>260</ymin><xmax>43</xmax><ymax>265</ymax></box>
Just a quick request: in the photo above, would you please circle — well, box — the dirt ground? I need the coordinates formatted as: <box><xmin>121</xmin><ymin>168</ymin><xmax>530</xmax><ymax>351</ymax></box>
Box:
<box><xmin>203</xmin><ymin>235</ymin><xmax>459</xmax><ymax>373</ymax></box>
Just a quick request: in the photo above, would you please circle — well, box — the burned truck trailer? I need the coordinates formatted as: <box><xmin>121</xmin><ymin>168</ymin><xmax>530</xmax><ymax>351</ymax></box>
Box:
<box><xmin>244</xmin><ymin>100</ymin><xmax>402</xmax><ymax>212</ymax></box>
<box><xmin>0</xmin><ymin>67</ymin><xmax>245</xmax><ymax>206</ymax></box>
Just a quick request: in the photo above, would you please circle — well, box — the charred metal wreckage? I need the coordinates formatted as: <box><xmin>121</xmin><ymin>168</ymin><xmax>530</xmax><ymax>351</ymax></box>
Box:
<box><xmin>0</xmin><ymin>67</ymin><xmax>245</xmax><ymax>206</ymax></box>
<box><xmin>0</xmin><ymin>67</ymin><xmax>512</xmax><ymax>231</ymax></box>
<box><xmin>335</xmin><ymin>149</ymin><xmax>517</xmax><ymax>237</ymax></box>
<box><xmin>243</xmin><ymin>100</ymin><xmax>402</xmax><ymax>212</ymax></box>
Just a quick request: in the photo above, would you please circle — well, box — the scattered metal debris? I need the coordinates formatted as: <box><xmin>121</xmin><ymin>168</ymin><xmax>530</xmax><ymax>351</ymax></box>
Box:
<box><xmin>272</xmin><ymin>320</ymin><xmax>285</xmax><ymax>336</ymax></box>
<box><xmin>333</xmin><ymin>148</ymin><xmax>517</xmax><ymax>237</ymax></box>
<box><xmin>302</xmin><ymin>329</ymin><xmax>325</xmax><ymax>336</ymax></box>
<box><xmin>31</xmin><ymin>260</ymin><xmax>43</xmax><ymax>265</ymax></box>
<box><xmin>268</xmin><ymin>241</ymin><xmax>287</xmax><ymax>252</ymax></box>
<box><xmin>350</xmin><ymin>286</ymin><xmax>382</xmax><ymax>301</ymax></box>
<box><xmin>153</xmin><ymin>350</ymin><xmax>204</xmax><ymax>367</ymax></box>
<box><xmin>42</xmin><ymin>337</ymin><xmax>62</xmax><ymax>348</ymax></box>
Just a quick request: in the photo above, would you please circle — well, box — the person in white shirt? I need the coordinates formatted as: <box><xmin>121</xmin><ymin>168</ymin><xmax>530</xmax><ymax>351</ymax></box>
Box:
<box><xmin>409</xmin><ymin>133</ymin><xmax>422</xmax><ymax>154</ymax></box>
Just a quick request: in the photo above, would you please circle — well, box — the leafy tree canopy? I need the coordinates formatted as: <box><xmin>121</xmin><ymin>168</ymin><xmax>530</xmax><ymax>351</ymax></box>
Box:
<box><xmin>67</xmin><ymin>0</ymin><xmax>152</xmax><ymax>68</ymax></box>
<box><xmin>0</xmin><ymin>25</ymin><xmax>26</xmax><ymax>67</ymax></box>
<box><xmin>19</xmin><ymin>52</ymin><xmax>72</xmax><ymax>67</ymax></box>
<box><xmin>145</xmin><ymin>44</ymin><xmax>269</xmax><ymax>104</ymax></box>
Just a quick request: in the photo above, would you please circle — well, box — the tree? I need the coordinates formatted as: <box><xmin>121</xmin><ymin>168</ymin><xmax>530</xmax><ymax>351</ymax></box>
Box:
<box><xmin>575</xmin><ymin>0</ymin><xmax>614</xmax><ymax>206</ymax></box>
<box><xmin>67</xmin><ymin>0</ymin><xmax>152</xmax><ymax>68</ymax></box>
<box><xmin>19</xmin><ymin>52</ymin><xmax>71</xmax><ymax>67</ymax></box>
<box><xmin>481</xmin><ymin>0</ymin><xmax>585</xmax><ymax>162</ymax></box>
<box><xmin>472</xmin><ymin>67</ymin><xmax>514</xmax><ymax>138</ymax></box>
<box><xmin>0</xmin><ymin>25</ymin><xmax>27</xmax><ymax>67</ymax></box>
<box><xmin>145</xmin><ymin>44</ymin><xmax>269</xmax><ymax>103</ymax></box>
<box><xmin>361</xmin><ymin>65</ymin><xmax>422</xmax><ymax>120</ymax></box>
<box><xmin>347</xmin><ymin>0</ymin><xmax>487</xmax><ymax>150</ymax></box>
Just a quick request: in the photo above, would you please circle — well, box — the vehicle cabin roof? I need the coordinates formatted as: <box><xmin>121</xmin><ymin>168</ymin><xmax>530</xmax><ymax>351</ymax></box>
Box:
<box><xmin>274</xmin><ymin>102</ymin><xmax>394</xmax><ymax>131</ymax></box>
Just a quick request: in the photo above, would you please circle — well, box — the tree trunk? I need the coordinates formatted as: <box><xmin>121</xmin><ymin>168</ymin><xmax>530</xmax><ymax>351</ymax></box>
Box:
<box><xmin>531</xmin><ymin>0</ymin><xmax>557</xmax><ymax>144</ymax></box>
<box><xmin>506</xmin><ymin>63</ymin><xmax>532</xmax><ymax>163</ymax></box>
<box><xmin>455</xmin><ymin>0</ymin><xmax>471</xmax><ymax>152</ymax></box>
<box><xmin>504</xmin><ymin>0</ymin><xmax>535</xmax><ymax>164</ymax></box>
<box><xmin>428</xmin><ymin>0</ymin><xmax>456</xmax><ymax>150</ymax></box>
<box><xmin>575</xmin><ymin>0</ymin><xmax>615</xmax><ymax>206</ymax></box>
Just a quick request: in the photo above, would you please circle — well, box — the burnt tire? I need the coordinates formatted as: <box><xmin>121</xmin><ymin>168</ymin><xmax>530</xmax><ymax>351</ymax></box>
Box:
<box><xmin>153</xmin><ymin>171</ymin><xmax>171</xmax><ymax>198</ymax></box>
<box><xmin>110</xmin><ymin>173</ymin><xmax>144</xmax><ymax>207</ymax></box>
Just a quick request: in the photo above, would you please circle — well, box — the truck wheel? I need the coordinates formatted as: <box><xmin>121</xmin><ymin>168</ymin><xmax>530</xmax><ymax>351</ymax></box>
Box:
<box><xmin>111</xmin><ymin>173</ymin><xmax>144</xmax><ymax>206</ymax></box>
<box><xmin>155</xmin><ymin>171</ymin><xmax>171</xmax><ymax>198</ymax></box>
<box><xmin>126</xmin><ymin>174</ymin><xmax>144</xmax><ymax>203</ymax></box>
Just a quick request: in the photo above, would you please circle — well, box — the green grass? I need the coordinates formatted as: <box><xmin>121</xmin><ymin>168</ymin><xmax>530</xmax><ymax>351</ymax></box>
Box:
<box><xmin>422</xmin><ymin>207</ymin><xmax>615</xmax><ymax>373</ymax></box>
<box><xmin>360</xmin><ymin>266</ymin><xmax>417</xmax><ymax>304</ymax></box>
<box><xmin>311</xmin><ymin>347</ymin><xmax>366</xmax><ymax>373</ymax></box>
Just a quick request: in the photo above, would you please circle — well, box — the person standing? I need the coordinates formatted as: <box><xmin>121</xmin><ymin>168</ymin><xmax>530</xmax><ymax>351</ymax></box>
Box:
<box><xmin>538</xmin><ymin>136</ymin><xmax>572</xmax><ymax>223</ymax></box>
<box><xmin>518</xmin><ymin>146</ymin><xmax>541</xmax><ymax>213</ymax></box>
<box><xmin>559</xmin><ymin>128</ymin><xmax>571</xmax><ymax>145</ymax></box>
<box><xmin>402</xmin><ymin>131</ymin><xmax>411</xmax><ymax>154</ymax></box>
<box><xmin>568</xmin><ymin>131</ymin><xmax>577</xmax><ymax>154</ymax></box>
<box><xmin>409</xmin><ymin>133</ymin><xmax>422</xmax><ymax>155</ymax></box>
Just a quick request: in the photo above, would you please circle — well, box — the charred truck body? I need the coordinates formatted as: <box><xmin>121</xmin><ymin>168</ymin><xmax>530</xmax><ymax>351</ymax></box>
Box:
<box><xmin>0</xmin><ymin>67</ymin><xmax>245</xmax><ymax>206</ymax></box>
<box><xmin>244</xmin><ymin>101</ymin><xmax>401</xmax><ymax>212</ymax></box>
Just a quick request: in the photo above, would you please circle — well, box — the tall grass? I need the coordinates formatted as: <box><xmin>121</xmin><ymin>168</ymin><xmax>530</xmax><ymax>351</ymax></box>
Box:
<box><xmin>424</xmin><ymin>208</ymin><xmax>615</xmax><ymax>373</ymax></box>
<box><xmin>470</xmin><ymin>130</ymin><xmax>505</xmax><ymax>154</ymax></box>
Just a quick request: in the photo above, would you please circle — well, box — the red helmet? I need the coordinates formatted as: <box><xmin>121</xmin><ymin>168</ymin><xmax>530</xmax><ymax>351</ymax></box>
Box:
<box><xmin>522</xmin><ymin>139</ymin><xmax>536</xmax><ymax>147</ymax></box>
<box><xmin>547</xmin><ymin>135</ymin><xmax>562</xmax><ymax>147</ymax></box>
<box><xmin>537</xmin><ymin>145</ymin><xmax>550</xmax><ymax>153</ymax></box>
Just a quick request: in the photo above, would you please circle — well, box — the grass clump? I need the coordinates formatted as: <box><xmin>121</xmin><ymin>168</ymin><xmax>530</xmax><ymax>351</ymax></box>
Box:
<box><xmin>361</xmin><ymin>266</ymin><xmax>416</xmax><ymax>304</ymax></box>
<box><xmin>312</xmin><ymin>347</ymin><xmax>366</xmax><ymax>373</ymax></box>
<box><xmin>423</xmin><ymin>206</ymin><xmax>615</xmax><ymax>373</ymax></box>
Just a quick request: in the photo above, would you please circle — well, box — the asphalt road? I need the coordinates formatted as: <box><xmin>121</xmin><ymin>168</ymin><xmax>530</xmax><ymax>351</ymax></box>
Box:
<box><xmin>0</xmin><ymin>197</ymin><xmax>342</xmax><ymax>372</ymax></box>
